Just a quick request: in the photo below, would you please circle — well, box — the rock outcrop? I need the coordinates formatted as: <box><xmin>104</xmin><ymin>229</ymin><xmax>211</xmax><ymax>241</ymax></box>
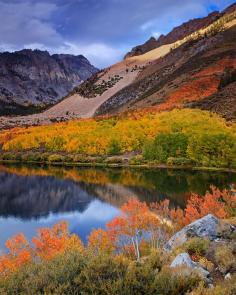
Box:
<box><xmin>0</xmin><ymin>49</ymin><xmax>98</xmax><ymax>115</ymax></box>
<box><xmin>164</xmin><ymin>214</ymin><xmax>219</xmax><ymax>251</ymax></box>
<box><xmin>170</xmin><ymin>253</ymin><xmax>211</xmax><ymax>282</ymax></box>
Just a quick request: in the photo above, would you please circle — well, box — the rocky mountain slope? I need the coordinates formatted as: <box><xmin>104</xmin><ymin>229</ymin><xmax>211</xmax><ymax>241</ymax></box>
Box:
<box><xmin>0</xmin><ymin>49</ymin><xmax>98</xmax><ymax>115</ymax></box>
<box><xmin>124</xmin><ymin>2</ymin><xmax>236</xmax><ymax>59</ymax></box>
<box><xmin>97</xmin><ymin>21</ymin><xmax>236</xmax><ymax>120</ymax></box>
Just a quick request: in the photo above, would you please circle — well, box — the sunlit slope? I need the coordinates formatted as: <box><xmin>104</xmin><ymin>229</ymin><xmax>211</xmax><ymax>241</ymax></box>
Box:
<box><xmin>96</xmin><ymin>12</ymin><xmax>236</xmax><ymax>118</ymax></box>
<box><xmin>0</xmin><ymin>10</ymin><xmax>235</xmax><ymax>129</ymax></box>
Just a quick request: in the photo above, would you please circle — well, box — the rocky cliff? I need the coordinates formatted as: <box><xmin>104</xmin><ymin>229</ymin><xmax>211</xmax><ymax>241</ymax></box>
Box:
<box><xmin>0</xmin><ymin>49</ymin><xmax>98</xmax><ymax>115</ymax></box>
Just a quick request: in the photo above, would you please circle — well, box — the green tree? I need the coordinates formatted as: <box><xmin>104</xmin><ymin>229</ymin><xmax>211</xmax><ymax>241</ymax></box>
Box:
<box><xmin>143</xmin><ymin>132</ymin><xmax>188</xmax><ymax>163</ymax></box>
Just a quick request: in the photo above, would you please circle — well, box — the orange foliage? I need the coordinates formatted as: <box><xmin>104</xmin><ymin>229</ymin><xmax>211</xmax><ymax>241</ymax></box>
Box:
<box><xmin>194</xmin><ymin>58</ymin><xmax>236</xmax><ymax>77</ymax></box>
<box><xmin>155</xmin><ymin>76</ymin><xmax>220</xmax><ymax>112</ymax></box>
<box><xmin>0</xmin><ymin>186</ymin><xmax>235</xmax><ymax>275</ymax></box>
<box><xmin>32</xmin><ymin>221</ymin><xmax>83</xmax><ymax>260</ymax></box>
<box><xmin>88</xmin><ymin>228</ymin><xmax>114</xmax><ymax>255</ymax></box>
<box><xmin>0</xmin><ymin>234</ymin><xmax>31</xmax><ymax>276</ymax></box>
<box><xmin>152</xmin><ymin>186</ymin><xmax>236</xmax><ymax>228</ymax></box>
<box><xmin>183</xmin><ymin>186</ymin><xmax>235</xmax><ymax>225</ymax></box>
<box><xmin>107</xmin><ymin>199</ymin><xmax>159</xmax><ymax>238</ymax></box>
<box><xmin>107</xmin><ymin>199</ymin><xmax>160</xmax><ymax>259</ymax></box>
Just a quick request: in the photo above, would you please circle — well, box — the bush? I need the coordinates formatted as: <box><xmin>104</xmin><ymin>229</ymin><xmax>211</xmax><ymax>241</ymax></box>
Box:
<box><xmin>129</xmin><ymin>155</ymin><xmax>145</xmax><ymax>165</ymax></box>
<box><xmin>214</xmin><ymin>245</ymin><xmax>236</xmax><ymax>274</ymax></box>
<box><xmin>152</xmin><ymin>267</ymin><xmax>201</xmax><ymax>295</ymax></box>
<box><xmin>1</xmin><ymin>152</ymin><xmax>18</xmax><ymax>160</ymax></box>
<box><xmin>167</xmin><ymin>157</ymin><xmax>193</xmax><ymax>166</ymax></box>
<box><xmin>75</xmin><ymin>255</ymin><xmax>128</xmax><ymax>295</ymax></box>
<box><xmin>181</xmin><ymin>238</ymin><xmax>210</xmax><ymax>257</ymax></box>
<box><xmin>198</xmin><ymin>257</ymin><xmax>214</xmax><ymax>272</ymax></box>
<box><xmin>40</xmin><ymin>152</ymin><xmax>50</xmax><ymax>161</ymax></box>
<box><xmin>48</xmin><ymin>154</ymin><xmax>65</xmax><ymax>163</ymax></box>
<box><xmin>108</xmin><ymin>139</ymin><xmax>122</xmax><ymax>155</ymax></box>
<box><xmin>143</xmin><ymin>132</ymin><xmax>188</xmax><ymax>163</ymax></box>
<box><xmin>105</xmin><ymin>156</ymin><xmax>123</xmax><ymax>164</ymax></box>
<box><xmin>0</xmin><ymin>251</ymin><xmax>86</xmax><ymax>295</ymax></box>
<box><xmin>23</xmin><ymin>152</ymin><xmax>42</xmax><ymax>162</ymax></box>
<box><xmin>187</xmin><ymin>133</ymin><xmax>236</xmax><ymax>168</ymax></box>
<box><xmin>192</xmin><ymin>275</ymin><xmax>236</xmax><ymax>295</ymax></box>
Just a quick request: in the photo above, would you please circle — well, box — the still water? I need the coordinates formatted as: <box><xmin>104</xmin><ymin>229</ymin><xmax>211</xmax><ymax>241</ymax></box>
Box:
<box><xmin>0</xmin><ymin>164</ymin><xmax>235</xmax><ymax>251</ymax></box>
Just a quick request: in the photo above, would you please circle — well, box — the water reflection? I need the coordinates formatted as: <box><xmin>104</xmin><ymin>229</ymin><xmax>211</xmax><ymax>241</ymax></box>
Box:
<box><xmin>0</xmin><ymin>164</ymin><xmax>235</xmax><ymax>249</ymax></box>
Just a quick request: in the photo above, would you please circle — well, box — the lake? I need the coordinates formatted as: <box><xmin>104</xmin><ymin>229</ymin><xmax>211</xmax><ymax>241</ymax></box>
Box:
<box><xmin>0</xmin><ymin>164</ymin><xmax>235</xmax><ymax>251</ymax></box>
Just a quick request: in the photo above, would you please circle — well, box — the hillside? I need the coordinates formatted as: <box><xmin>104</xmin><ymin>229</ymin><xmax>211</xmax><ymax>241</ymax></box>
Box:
<box><xmin>124</xmin><ymin>2</ymin><xmax>236</xmax><ymax>59</ymax></box>
<box><xmin>97</xmin><ymin>21</ymin><xmax>236</xmax><ymax>119</ymax></box>
<box><xmin>0</xmin><ymin>49</ymin><xmax>98</xmax><ymax>115</ymax></box>
<box><xmin>0</xmin><ymin>4</ymin><xmax>235</xmax><ymax>129</ymax></box>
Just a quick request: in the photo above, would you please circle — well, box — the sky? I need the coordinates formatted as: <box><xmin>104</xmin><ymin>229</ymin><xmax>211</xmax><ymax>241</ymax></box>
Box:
<box><xmin>0</xmin><ymin>0</ymin><xmax>235</xmax><ymax>68</ymax></box>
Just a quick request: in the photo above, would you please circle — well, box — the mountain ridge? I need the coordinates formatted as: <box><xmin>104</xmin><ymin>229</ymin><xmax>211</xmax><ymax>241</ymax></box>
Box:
<box><xmin>124</xmin><ymin>3</ymin><xmax>236</xmax><ymax>59</ymax></box>
<box><xmin>0</xmin><ymin>49</ymin><xmax>98</xmax><ymax>115</ymax></box>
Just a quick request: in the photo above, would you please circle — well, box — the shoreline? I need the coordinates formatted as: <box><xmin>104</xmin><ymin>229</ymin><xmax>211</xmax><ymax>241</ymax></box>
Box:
<box><xmin>0</xmin><ymin>159</ymin><xmax>236</xmax><ymax>174</ymax></box>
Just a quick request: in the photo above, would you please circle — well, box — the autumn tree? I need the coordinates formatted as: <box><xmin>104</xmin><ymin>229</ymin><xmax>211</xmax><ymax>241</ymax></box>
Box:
<box><xmin>88</xmin><ymin>228</ymin><xmax>114</xmax><ymax>255</ymax></box>
<box><xmin>0</xmin><ymin>234</ymin><xmax>31</xmax><ymax>276</ymax></box>
<box><xmin>107</xmin><ymin>199</ymin><xmax>160</xmax><ymax>260</ymax></box>
<box><xmin>32</xmin><ymin>221</ymin><xmax>83</xmax><ymax>261</ymax></box>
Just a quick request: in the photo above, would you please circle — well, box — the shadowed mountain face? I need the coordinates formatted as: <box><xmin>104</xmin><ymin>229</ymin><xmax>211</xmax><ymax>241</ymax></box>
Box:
<box><xmin>0</xmin><ymin>49</ymin><xmax>98</xmax><ymax>115</ymax></box>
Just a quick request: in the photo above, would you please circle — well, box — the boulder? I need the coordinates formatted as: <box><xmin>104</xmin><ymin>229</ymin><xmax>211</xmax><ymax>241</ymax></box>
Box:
<box><xmin>170</xmin><ymin>253</ymin><xmax>210</xmax><ymax>282</ymax></box>
<box><xmin>164</xmin><ymin>214</ymin><xmax>219</xmax><ymax>251</ymax></box>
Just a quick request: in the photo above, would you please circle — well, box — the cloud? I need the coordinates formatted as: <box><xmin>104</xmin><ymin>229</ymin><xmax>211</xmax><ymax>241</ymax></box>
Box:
<box><xmin>0</xmin><ymin>0</ymin><xmax>235</xmax><ymax>68</ymax></box>
<box><xmin>57</xmin><ymin>42</ymin><xmax>128</xmax><ymax>68</ymax></box>
<box><xmin>0</xmin><ymin>1</ymin><xmax>62</xmax><ymax>47</ymax></box>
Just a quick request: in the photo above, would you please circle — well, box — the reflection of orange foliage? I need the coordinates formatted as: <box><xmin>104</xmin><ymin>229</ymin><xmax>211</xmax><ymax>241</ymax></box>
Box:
<box><xmin>0</xmin><ymin>165</ymin><xmax>152</xmax><ymax>190</ymax></box>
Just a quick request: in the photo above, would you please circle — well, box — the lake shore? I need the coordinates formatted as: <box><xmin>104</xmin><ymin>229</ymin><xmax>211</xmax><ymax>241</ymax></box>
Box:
<box><xmin>0</xmin><ymin>158</ymin><xmax>236</xmax><ymax>174</ymax></box>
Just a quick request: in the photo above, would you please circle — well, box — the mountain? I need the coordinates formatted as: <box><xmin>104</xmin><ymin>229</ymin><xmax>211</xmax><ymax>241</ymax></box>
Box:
<box><xmin>124</xmin><ymin>2</ymin><xmax>236</xmax><ymax>59</ymax></box>
<box><xmin>0</xmin><ymin>3</ymin><xmax>235</xmax><ymax>129</ymax></box>
<box><xmin>96</xmin><ymin>21</ymin><xmax>236</xmax><ymax>120</ymax></box>
<box><xmin>0</xmin><ymin>49</ymin><xmax>98</xmax><ymax>115</ymax></box>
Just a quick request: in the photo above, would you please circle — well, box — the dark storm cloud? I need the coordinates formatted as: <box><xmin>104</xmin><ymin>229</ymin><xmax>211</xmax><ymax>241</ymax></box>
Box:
<box><xmin>0</xmin><ymin>0</ymin><xmax>235</xmax><ymax>67</ymax></box>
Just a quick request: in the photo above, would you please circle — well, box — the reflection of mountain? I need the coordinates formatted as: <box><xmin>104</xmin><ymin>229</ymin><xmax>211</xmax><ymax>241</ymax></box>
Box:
<box><xmin>83</xmin><ymin>183</ymin><xmax>187</xmax><ymax>208</ymax></box>
<box><xmin>0</xmin><ymin>172</ymin><xmax>93</xmax><ymax>220</ymax></box>
<box><xmin>0</xmin><ymin>166</ymin><xmax>235</xmax><ymax>220</ymax></box>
